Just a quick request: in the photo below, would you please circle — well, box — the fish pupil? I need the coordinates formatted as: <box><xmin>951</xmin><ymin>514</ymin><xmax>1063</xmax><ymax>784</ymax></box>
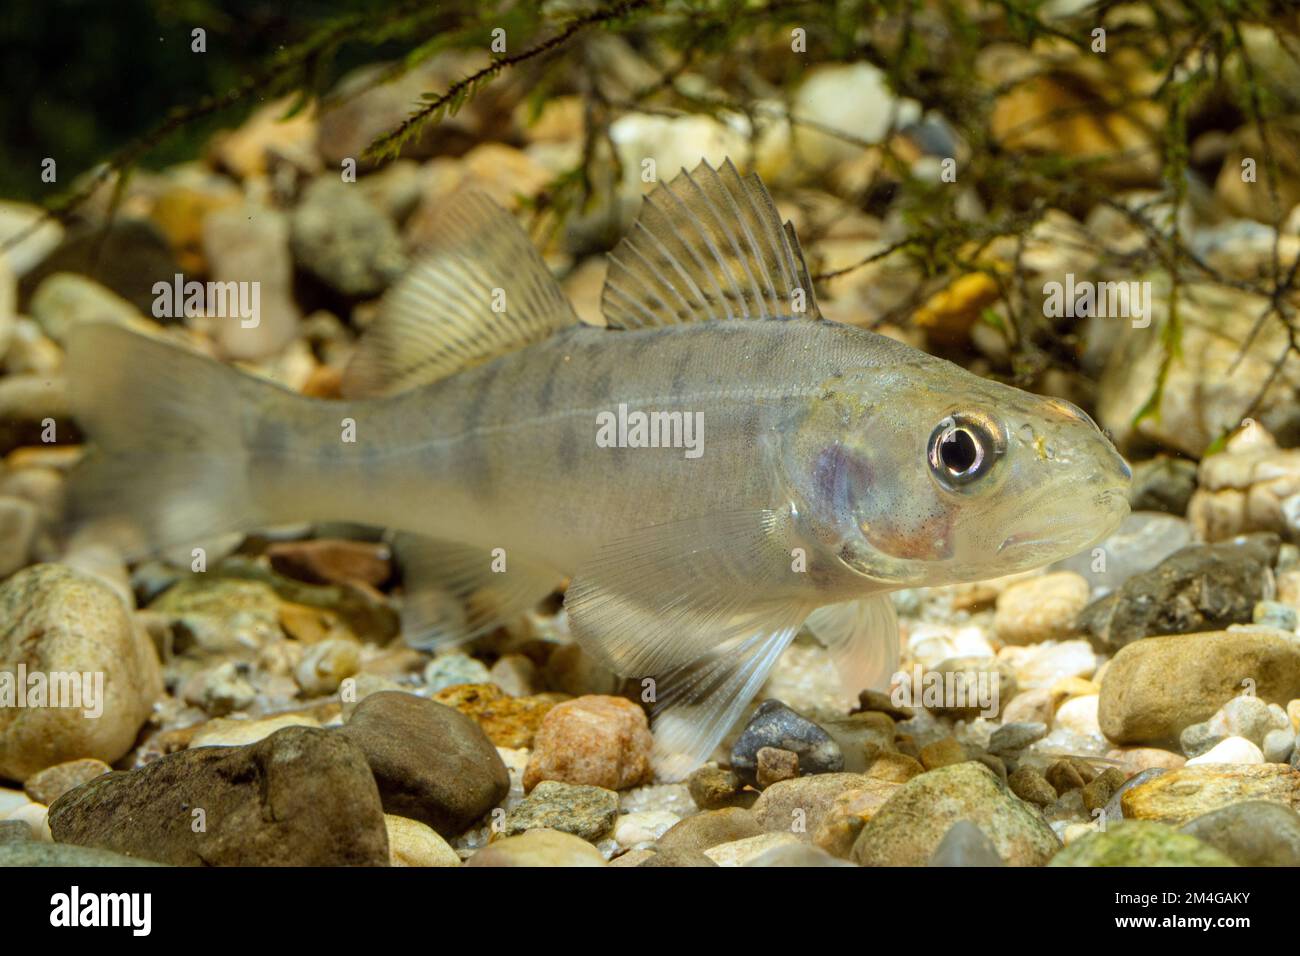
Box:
<box><xmin>940</xmin><ymin>428</ymin><xmax>979</xmax><ymax>474</ymax></box>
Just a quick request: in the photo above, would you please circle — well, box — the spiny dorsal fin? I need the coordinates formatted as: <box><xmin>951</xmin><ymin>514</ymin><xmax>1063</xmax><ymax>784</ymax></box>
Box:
<box><xmin>600</xmin><ymin>158</ymin><xmax>821</xmax><ymax>329</ymax></box>
<box><xmin>342</xmin><ymin>191</ymin><xmax>577</xmax><ymax>397</ymax></box>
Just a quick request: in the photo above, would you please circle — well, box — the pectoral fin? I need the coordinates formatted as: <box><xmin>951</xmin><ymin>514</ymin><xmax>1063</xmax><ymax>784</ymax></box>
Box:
<box><xmin>649</xmin><ymin>611</ymin><xmax>809</xmax><ymax>781</ymax></box>
<box><xmin>564</xmin><ymin>508</ymin><xmax>808</xmax><ymax>679</ymax></box>
<box><xmin>804</xmin><ymin>595</ymin><xmax>901</xmax><ymax>703</ymax></box>
<box><xmin>391</xmin><ymin>532</ymin><xmax>561</xmax><ymax>649</ymax></box>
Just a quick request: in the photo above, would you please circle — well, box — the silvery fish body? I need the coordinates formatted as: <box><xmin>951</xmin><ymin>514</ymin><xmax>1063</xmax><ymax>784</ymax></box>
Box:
<box><xmin>67</xmin><ymin>160</ymin><xmax>1131</xmax><ymax>775</ymax></box>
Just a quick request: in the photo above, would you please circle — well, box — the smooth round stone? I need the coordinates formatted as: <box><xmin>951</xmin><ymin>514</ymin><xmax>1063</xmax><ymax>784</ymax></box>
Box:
<box><xmin>424</xmin><ymin>653</ymin><xmax>492</xmax><ymax>694</ymax></box>
<box><xmin>1050</xmin><ymin>821</ymin><xmax>1236</xmax><ymax>866</ymax></box>
<box><xmin>1262</xmin><ymin>728</ymin><xmax>1296</xmax><ymax>764</ymax></box>
<box><xmin>994</xmin><ymin>573</ymin><xmax>1090</xmax><ymax>645</ymax></box>
<box><xmin>466</xmin><ymin>828</ymin><xmax>607</xmax><ymax>867</ymax></box>
<box><xmin>614</xmin><ymin>810</ymin><xmax>680</xmax><ymax>847</ymax></box>
<box><xmin>745</xmin><ymin>842</ymin><xmax>857</xmax><ymax>867</ymax></box>
<box><xmin>3</xmin><ymin>802</ymin><xmax>50</xmax><ymax>841</ymax></box>
<box><xmin>1180</xmin><ymin>800</ymin><xmax>1300</xmax><ymax>866</ymax></box>
<box><xmin>1186</xmin><ymin>736</ymin><xmax>1265</xmax><ymax>766</ymax></box>
<box><xmin>704</xmin><ymin>832</ymin><xmax>802</xmax><ymax>866</ymax></box>
<box><xmin>988</xmin><ymin>722</ymin><xmax>1048</xmax><ymax>756</ymax></box>
<box><xmin>385</xmin><ymin>814</ymin><xmax>460</xmax><ymax>867</ymax></box>
<box><xmin>1055</xmin><ymin>695</ymin><xmax>1102</xmax><ymax>737</ymax></box>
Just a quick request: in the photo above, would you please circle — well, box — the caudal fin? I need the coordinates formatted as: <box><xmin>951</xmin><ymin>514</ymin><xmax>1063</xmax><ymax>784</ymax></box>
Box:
<box><xmin>65</xmin><ymin>323</ymin><xmax>270</xmax><ymax>558</ymax></box>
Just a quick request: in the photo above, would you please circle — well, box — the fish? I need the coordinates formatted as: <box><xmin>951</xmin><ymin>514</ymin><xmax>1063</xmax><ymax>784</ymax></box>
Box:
<box><xmin>64</xmin><ymin>159</ymin><xmax>1132</xmax><ymax>778</ymax></box>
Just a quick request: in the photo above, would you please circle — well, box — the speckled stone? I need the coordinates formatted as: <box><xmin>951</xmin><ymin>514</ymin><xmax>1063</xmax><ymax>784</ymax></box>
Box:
<box><xmin>523</xmin><ymin>695</ymin><xmax>653</xmax><ymax>792</ymax></box>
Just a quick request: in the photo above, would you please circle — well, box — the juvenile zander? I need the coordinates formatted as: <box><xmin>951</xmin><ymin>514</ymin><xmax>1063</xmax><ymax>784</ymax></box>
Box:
<box><xmin>66</xmin><ymin>160</ymin><xmax>1131</xmax><ymax>776</ymax></box>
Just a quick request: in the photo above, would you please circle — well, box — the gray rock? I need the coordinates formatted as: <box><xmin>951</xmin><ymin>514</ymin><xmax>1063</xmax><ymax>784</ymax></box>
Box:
<box><xmin>1254</xmin><ymin>601</ymin><xmax>1297</xmax><ymax>632</ymax></box>
<box><xmin>48</xmin><ymin>726</ymin><xmax>388</xmax><ymax>866</ymax></box>
<box><xmin>730</xmin><ymin>699</ymin><xmax>843</xmax><ymax>784</ymax></box>
<box><xmin>852</xmin><ymin>762</ymin><xmax>1060</xmax><ymax>866</ymax></box>
<box><xmin>1079</xmin><ymin>534</ymin><xmax>1279</xmax><ymax>652</ymax></box>
<box><xmin>1265</xmin><ymin>728</ymin><xmax>1298</xmax><ymax>764</ymax></box>
<box><xmin>290</xmin><ymin>179</ymin><xmax>406</xmax><ymax>297</ymax></box>
<box><xmin>499</xmin><ymin>780</ymin><xmax>618</xmax><ymax>841</ymax></box>
<box><xmin>988</xmin><ymin>722</ymin><xmax>1048</xmax><ymax>756</ymax></box>
<box><xmin>1180</xmin><ymin>800</ymin><xmax>1300</xmax><ymax>866</ymax></box>
<box><xmin>928</xmin><ymin>820</ymin><xmax>1005</xmax><ymax>866</ymax></box>
<box><xmin>1127</xmin><ymin>457</ymin><xmax>1199</xmax><ymax>516</ymax></box>
<box><xmin>423</xmin><ymin>653</ymin><xmax>492</xmax><ymax>694</ymax></box>
<box><xmin>1</xmin><ymin>841</ymin><xmax>165</xmax><ymax>867</ymax></box>
<box><xmin>746</xmin><ymin>842</ymin><xmax>857</xmax><ymax>867</ymax></box>
<box><xmin>339</xmin><ymin>691</ymin><xmax>509</xmax><ymax>837</ymax></box>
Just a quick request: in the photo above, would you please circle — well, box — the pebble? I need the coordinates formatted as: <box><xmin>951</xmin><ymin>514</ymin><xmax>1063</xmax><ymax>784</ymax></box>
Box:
<box><xmin>1054</xmin><ymin>694</ymin><xmax>1102</xmax><ymax>738</ymax></box>
<box><xmin>0</xmin><ymin>841</ymin><xmax>165</xmax><ymax>867</ymax></box>
<box><xmin>1128</xmin><ymin>461</ymin><xmax>1199</xmax><ymax>516</ymax></box>
<box><xmin>499</xmin><ymin>781</ymin><xmax>618</xmax><ymax>842</ymax></box>
<box><xmin>523</xmin><ymin>695</ymin><xmax>653</xmax><ymax>792</ymax></box>
<box><xmin>852</xmin><ymin>762</ymin><xmax>1060</xmax><ymax>866</ymax></box>
<box><xmin>1001</xmin><ymin>688</ymin><xmax>1058</xmax><ymax>726</ymax></box>
<box><xmin>1008</xmin><ymin>767</ymin><xmax>1057</xmax><ymax>807</ymax></box>
<box><xmin>385</xmin><ymin>814</ymin><xmax>461</xmax><ymax>867</ymax></box>
<box><xmin>1079</xmin><ymin>535</ymin><xmax>1278</xmax><ymax>652</ymax></box>
<box><xmin>729</xmin><ymin>699</ymin><xmax>844</xmax><ymax>785</ymax></box>
<box><xmin>919</xmin><ymin>736</ymin><xmax>966</xmax><ymax>770</ymax></box>
<box><xmin>0</xmin><ymin>564</ymin><xmax>163</xmax><ymax>781</ymax></box>
<box><xmin>1254</xmin><ymin>600</ymin><xmax>1298</xmax><ymax>632</ymax></box>
<box><xmin>751</xmin><ymin>773</ymin><xmax>891</xmax><ymax>841</ymax></box>
<box><xmin>423</xmin><ymin>653</ymin><xmax>492</xmax><ymax>694</ymax></box>
<box><xmin>745</xmin><ymin>841</ymin><xmax>857</xmax><ymax>867</ymax></box>
<box><xmin>1185</xmin><ymin>735</ymin><xmax>1265</xmax><ymax>766</ymax></box>
<box><xmin>22</xmin><ymin>758</ymin><xmax>111</xmax><ymax>806</ymax></box>
<box><xmin>201</xmin><ymin>202</ymin><xmax>300</xmax><ymax>360</ymax></box>
<box><xmin>657</xmin><ymin>807</ymin><xmax>762</xmax><ymax>853</ymax></box>
<box><xmin>989</xmin><ymin>721</ymin><xmax>1048</xmax><ymax>756</ymax></box>
<box><xmin>488</xmin><ymin>654</ymin><xmax>537</xmax><ymax>697</ymax></box>
<box><xmin>865</xmin><ymin>752</ymin><xmax>926</xmax><ymax>783</ymax></box>
<box><xmin>188</xmin><ymin>712</ymin><xmax>320</xmax><ymax>748</ymax></box>
<box><xmin>1179</xmin><ymin>800</ymin><xmax>1300</xmax><ymax>866</ymax></box>
<box><xmin>994</xmin><ymin>572</ymin><xmax>1089</xmax><ymax>644</ymax></box>
<box><xmin>1045</xmin><ymin>757</ymin><xmax>1096</xmax><ymax>795</ymax></box>
<box><xmin>1049</xmin><ymin>820</ymin><xmax>1236</xmax><ymax>866</ymax></box>
<box><xmin>433</xmin><ymin>683</ymin><xmax>559</xmax><ymax>748</ymax></box>
<box><xmin>820</xmin><ymin>713</ymin><xmax>896</xmax><ymax>772</ymax></box>
<box><xmin>635</xmin><ymin>846</ymin><xmax>717</xmax><ymax>868</ymax></box>
<box><xmin>185</xmin><ymin>660</ymin><xmax>256</xmax><ymax>716</ymax></box>
<box><xmin>289</xmin><ymin>179</ymin><xmax>406</xmax><ymax>297</ymax></box>
<box><xmin>1121</xmin><ymin>764</ymin><xmax>1300</xmax><ymax>826</ymax></box>
<box><xmin>687</xmin><ymin>765</ymin><xmax>755</xmax><ymax>810</ymax></box>
<box><xmin>538</xmin><ymin>643</ymin><xmax>621</xmax><ymax>697</ymax></box>
<box><xmin>1179</xmin><ymin>695</ymin><xmax>1291</xmax><ymax>756</ymax></box>
<box><xmin>4</xmin><ymin>801</ymin><xmax>51</xmax><ymax>841</ymax></box>
<box><xmin>48</xmin><ymin>726</ymin><xmax>387</xmax><ymax>865</ymax></box>
<box><xmin>294</xmin><ymin>637</ymin><xmax>361</xmax><ymax>696</ymax></box>
<box><xmin>1053</xmin><ymin>512</ymin><xmax>1193</xmax><ymax>594</ymax></box>
<box><xmin>1098</xmin><ymin>630</ymin><xmax>1300</xmax><ymax>745</ymax></box>
<box><xmin>1080</xmin><ymin>767</ymin><xmax>1127</xmax><ymax>812</ymax></box>
<box><xmin>266</xmin><ymin>539</ymin><xmax>391</xmax><ymax>588</ymax></box>
<box><xmin>1008</xmin><ymin>640</ymin><xmax>1099</xmax><ymax>689</ymax></box>
<box><xmin>704</xmin><ymin>832</ymin><xmax>803</xmax><ymax>866</ymax></box>
<box><xmin>812</xmin><ymin>780</ymin><xmax>903</xmax><ymax>857</ymax></box>
<box><xmin>1105</xmin><ymin>747</ymin><xmax>1186</xmax><ymax>776</ymax></box>
<box><xmin>613</xmin><ymin>810</ymin><xmax>680</xmax><ymax>847</ymax></box>
<box><xmin>150</xmin><ymin>577</ymin><xmax>283</xmax><ymax>658</ymax></box>
<box><xmin>928</xmin><ymin>820</ymin><xmax>1005</xmax><ymax>866</ymax></box>
<box><xmin>853</xmin><ymin>689</ymin><xmax>914</xmax><ymax>721</ymax></box>
<box><xmin>466</xmin><ymin>828</ymin><xmax>607</xmax><ymax>867</ymax></box>
<box><xmin>1262</xmin><ymin>728</ymin><xmax>1296</xmax><ymax>763</ymax></box>
<box><xmin>338</xmin><ymin>691</ymin><xmax>509</xmax><ymax>837</ymax></box>
<box><xmin>755</xmin><ymin>747</ymin><xmax>800</xmax><ymax>787</ymax></box>
<box><xmin>928</xmin><ymin>657</ymin><xmax>1017</xmax><ymax>719</ymax></box>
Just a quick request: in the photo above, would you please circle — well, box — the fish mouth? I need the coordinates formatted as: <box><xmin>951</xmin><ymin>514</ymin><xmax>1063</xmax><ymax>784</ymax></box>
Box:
<box><xmin>996</xmin><ymin>487</ymin><xmax>1129</xmax><ymax>559</ymax></box>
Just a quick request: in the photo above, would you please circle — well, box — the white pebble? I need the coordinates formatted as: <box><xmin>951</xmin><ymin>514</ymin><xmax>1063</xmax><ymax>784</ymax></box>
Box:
<box><xmin>614</xmin><ymin>810</ymin><xmax>680</xmax><ymax>847</ymax></box>
<box><xmin>1186</xmin><ymin>736</ymin><xmax>1265</xmax><ymax>766</ymax></box>
<box><xmin>1054</xmin><ymin>694</ymin><xmax>1101</xmax><ymax>738</ymax></box>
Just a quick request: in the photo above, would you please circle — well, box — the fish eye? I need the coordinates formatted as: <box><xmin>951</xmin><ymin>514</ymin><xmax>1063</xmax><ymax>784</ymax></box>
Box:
<box><xmin>928</xmin><ymin>414</ymin><xmax>1002</xmax><ymax>489</ymax></box>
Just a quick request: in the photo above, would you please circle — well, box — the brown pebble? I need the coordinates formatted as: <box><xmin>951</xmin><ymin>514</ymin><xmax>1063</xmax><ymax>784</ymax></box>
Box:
<box><xmin>23</xmin><ymin>758</ymin><xmax>112</xmax><ymax>806</ymax></box>
<box><xmin>687</xmin><ymin>765</ymin><xmax>755</xmax><ymax>810</ymax></box>
<box><xmin>1045</xmin><ymin>757</ymin><xmax>1097</xmax><ymax>795</ymax></box>
<box><xmin>1008</xmin><ymin>767</ymin><xmax>1057</xmax><ymax>807</ymax></box>
<box><xmin>865</xmin><ymin>752</ymin><xmax>925</xmax><ymax>782</ymax></box>
<box><xmin>755</xmin><ymin>747</ymin><xmax>799</xmax><ymax>787</ymax></box>
<box><xmin>853</xmin><ymin>689</ymin><xmax>914</xmax><ymax>720</ymax></box>
<box><xmin>919</xmin><ymin>737</ymin><xmax>966</xmax><ymax>770</ymax></box>
<box><xmin>1080</xmin><ymin>767</ymin><xmax>1127</xmax><ymax>812</ymax></box>
<box><xmin>267</xmin><ymin>538</ymin><xmax>392</xmax><ymax>588</ymax></box>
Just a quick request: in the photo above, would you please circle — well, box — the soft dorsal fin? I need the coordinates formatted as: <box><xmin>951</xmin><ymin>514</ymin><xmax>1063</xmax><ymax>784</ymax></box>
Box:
<box><xmin>342</xmin><ymin>191</ymin><xmax>578</xmax><ymax>397</ymax></box>
<box><xmin>600</xmin><ymin>158</ymin><xmax>821</xmax><ymax>328</ymax></box>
